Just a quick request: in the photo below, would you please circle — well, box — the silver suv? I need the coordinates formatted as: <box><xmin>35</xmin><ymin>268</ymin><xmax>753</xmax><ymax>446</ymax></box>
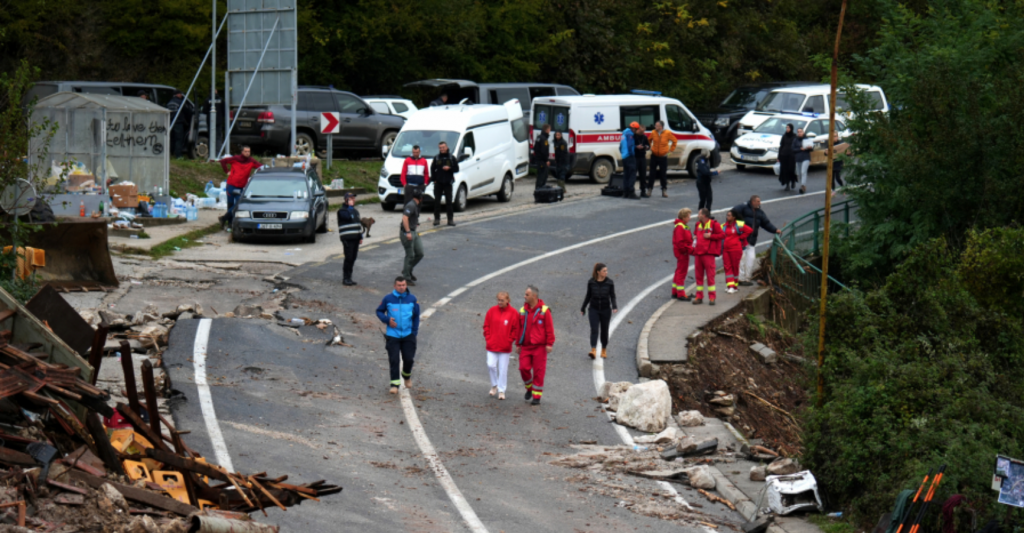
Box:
<box><xmin>230</xmin><ymin>87</ymin><xmax>405</xmax><ymax>157</ymax></box>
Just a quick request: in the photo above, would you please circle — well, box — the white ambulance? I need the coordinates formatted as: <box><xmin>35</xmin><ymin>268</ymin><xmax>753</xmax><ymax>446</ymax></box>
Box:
<box><xmin>530</xmin><ymin>94</ymin><xmax>717</xmax><ymax>184</ymax></box>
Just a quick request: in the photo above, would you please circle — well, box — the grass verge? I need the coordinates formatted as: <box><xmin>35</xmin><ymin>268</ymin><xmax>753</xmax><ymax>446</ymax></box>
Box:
<box><xmin>124</xmin><ymin>222</ymin><xmax>223</xmax><ymax>260</ymax></box>
<box><xmin>808</xmin><ymin>515</ymin><xmax>857</xmax><ymax>533</ymax></box>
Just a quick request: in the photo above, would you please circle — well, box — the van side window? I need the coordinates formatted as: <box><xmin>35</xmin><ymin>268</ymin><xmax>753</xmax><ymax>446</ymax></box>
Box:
<box><xmin>621</xmin><ymin>106</ymin><xmax>660</xmax><ymax>130</ymax></box>
<box><xmin>511</xmin><ymin>118</ymin><xmax>529</xmax><ymax>143</ymax></box>
<box><xmin>666</xmin><ymin>105</ymin><xmax>694</xmax><ymax>132</ymax></box>
<box><xmin>155</xmin><ymin>88</ymin><xmax>176</xmax><ymax>105</ymax></box>
<box><xmin>804</xmin><ymin>96</ymin><xmax>825</xmax><ymax>114</ymax></box>
<box><xmin>459</xmin><ymin>132</ymin><xmax>476</xmax><ymax>158</ymax></box>
<box><xmin>495</xmin><ymin>88</ymin><xmax>530</xmax><ymax>111</ymax></box>
<box><xmin>393</xmin><ymin>102</ymin><xmax>410</xmax><ymax>113</ymax></box>
<box><xmin>77</xmin><ymin>86</ymin><xmax>120</xmax><ymax>96</ymax></box>
<box><xmin>556</xmin><ymin>86</ymin><xmax>580</xmax><ymax>96</ymax></box>
<box><xmin>529</xmin><ymin>87</ymin><xmax>556</xmax><ymax>100</ymax></box>
<box><xmin>369</xmin><ymin>102</ymin><xmax>390</xmax><ymax>114</ymax></box>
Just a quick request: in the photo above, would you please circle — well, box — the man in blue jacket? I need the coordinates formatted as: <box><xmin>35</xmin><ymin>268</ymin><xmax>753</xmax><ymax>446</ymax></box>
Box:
<box><xmin>620</xmin><ymin>122</ymin><xmax>639</xmax><ymax>199</ymax></box>
<box><xmin>376</xmin><ymin>276</ymin><xmax>421</xmax><ymax>394</ymax></box>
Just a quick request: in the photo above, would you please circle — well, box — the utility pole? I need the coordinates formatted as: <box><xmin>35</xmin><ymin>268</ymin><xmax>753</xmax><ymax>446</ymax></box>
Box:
<box><xmin>209</xmin><ymin>0</ymin><xmax>217</xmax><ymax>161</ymax></box>
<box><xmin>816</xmin><ymin>0</ymin><xmax>848</xmax><ymax>408</ymax></box>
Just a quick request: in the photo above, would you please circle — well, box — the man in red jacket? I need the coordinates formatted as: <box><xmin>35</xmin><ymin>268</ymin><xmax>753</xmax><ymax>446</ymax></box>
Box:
<box><xmin>218</xmin><ymin>146</ymin><xmax>261</xmax><ymax>227</ymax></box>
<box><xmin>483</xmin><ymin>291</ymin><xmax>519</xmax><ymax>400</ymax></box>
<box><xmin>672</xmin><ymin>207</ymin><xmax>694</xmax><ymax>301</ymax></box>
<box><xmin>516</xmin><ymin>285</ymin><xmax>555</xmax><ymax>406</ymax></box>
<box><xmin>693</xmin><ymin>208</ymin><xmax>724</xmax><ymax>305</ymax></box>
<box><xmin>400</xmin><ymin>145</ymin><xmax>430</xmax><ymax>206</ymax></box>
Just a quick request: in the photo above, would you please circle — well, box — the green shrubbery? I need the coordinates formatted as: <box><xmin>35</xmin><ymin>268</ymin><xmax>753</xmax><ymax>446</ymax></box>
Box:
<box><xmin>803</xmin><ymin>228</ymin><xmax>1024</xmax><ymax>525</ymax></box>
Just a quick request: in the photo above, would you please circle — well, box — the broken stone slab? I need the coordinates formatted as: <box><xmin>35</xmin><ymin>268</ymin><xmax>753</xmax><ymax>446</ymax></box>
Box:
<box><xmin>600</xmin><ymin>381</ymin><xmax>632</xmax><ymax>410</ymax></box>
<box><xmin>750</xmin><ymin>465</ymin><xmax>767</xmax><ymax>481</ymax></box>
<box><xmin>683</xmin><ymin>465</ymin><xmax>716</xmax><ymax>489</ymax></box>
<box><xmin>615</xmin><ymin>380</ymin><xmax>671</xmax><ymax>433</ymax></box>
<box><xmin>709</xmin><ymin>393</ymin><xmax>735</xmax><ymax>406</ymax></box>
<box><xmin>634</xmin><ymin>427</ymin><xmax>682</xmax><ymax>445</ymax></box>
<box><xmin>766</xmin><ymin>457</ymin><xmax>801</xmax><ymax>476</ymax></box>
<box><xmin>676</xmin><ymin>410</ymin><xmax>705</xmax><ymax>427</ymax></box>
<box><xmin>714</xmin><ymin>406</ymin><xmax>736</xmax><ymax>417</ymax></box>
<box><xmin>677</xmin><ymin>437</ymin><xmax>718</xmax><ymax>457</ymax></box>
<box><xmin>233</xmin><ymin>304</ymin><xmax>263</xmax><ymax>318</ymax></box>
<box><xmin>178</xmin><ymin>312</ymin><xmax>194</xmax><ymax>321</ymax></box>
<box><xmin>750</xmin><ymin>342</ymin><xmax>778</xmax><ymax>364</ymax></box>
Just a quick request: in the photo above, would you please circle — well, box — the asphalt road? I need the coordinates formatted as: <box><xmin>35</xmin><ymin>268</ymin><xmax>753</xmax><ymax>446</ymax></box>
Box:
<box><xmin>163</xmin><ymin>166</ymin><xmax>840</xmax><ymax>532</ymax></box>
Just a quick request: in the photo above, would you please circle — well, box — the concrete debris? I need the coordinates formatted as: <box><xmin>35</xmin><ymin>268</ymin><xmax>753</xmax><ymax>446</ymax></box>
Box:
<box><xmin>599</xmin><ymin>381</ymin><xmax>632</xmax><ymax>410</ymax></box>
<box><xmin>678</xmin><ymin>437</ymin><xmax>718</xmax><ymax>457</ymax></box>
<box><xmin>766</xmin><ymin>457</ymin><xmax>801</xmax><ymax>476</ymax></box>
<box><xmin>232</xmin><ymin>304</ymin><xmax>264</xmax><ymax>318</ymax></box>
<box><xmin>178</xmin><ymin>312</ymin><xmax>194</xmax><ymax>321</ymax></box>
<box><xmin>742</xmin><ymin>516</ymin><xmax>775</xmax><ymax>533</ymax></box>
<box><xmin>550</xmin><ymin>451</ymin><xmax>611</xmax><ymax>468</ymax></box>
<box><xmin>714</xmin><ymin>406</ymin><xmax>736</xmax><ymax>417</ymax></box>
<box><xmin>708</xmin><ymin>393</ymin><xmax>735</xmax><ymax>406</ymax></box>
<box><xmin>750</xmin><ymin>465</ymin><xmax>767</xmax><ymax>481</ymax></box>
<box><xmin>676</xmin><ymin>410</ymin><xmax>705</xmax><ymax>427</ymax></box>
<box><xmin>634</xmin><ymin>427</ymin><xmax>683</xmax><ymax>445</ymax></box>
<box><xmin>223</xmin><ymin>312</ymin><xmax>236</xmax><ymax>318</ymax></box>
<box><xmin>615</xmin><ymin>380</ymin><xmax>671</xmax><ymax>433</ymax></box>
<box><xmin>101</xmin><ymin>483</ymin><xmax>129</xmax><ymax>511</ymax></box>
<box><xmin>749</xmin><ymin>342</ymin><xmax>778</xmax><ymax>365</ymax></box>
<box><xmin>259</xmin><ymin>313</ymin><xmax>275</xmax><ymax>320</ymax></box>
<box><xmin>683</xmin><ymin>465</ymin><xmax>716</xmax><ymax>489</ymax></box>
<box><xmin>741</xmin><ymin>443</ymin><xmax>780</xmax><ymax>461</ymax></box>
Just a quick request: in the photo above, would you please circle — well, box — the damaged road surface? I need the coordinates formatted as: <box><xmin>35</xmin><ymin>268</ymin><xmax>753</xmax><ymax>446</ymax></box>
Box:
<box><xmin>159</xmin><ymin>172</ymin><xmax>833</xmax><ymax>532</ymax></box>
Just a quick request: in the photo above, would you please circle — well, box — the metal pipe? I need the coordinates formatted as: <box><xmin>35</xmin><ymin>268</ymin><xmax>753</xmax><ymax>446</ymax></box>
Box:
<box><xmin>170</xmin><ymin>14</ymin><xmax>228</xmax><ymax>132</ymax></box>
<box><xmin>188</xmin><ymin>515</ymin><xmax>280</xmax><ymax>533</ymax></box>
<box><xmin>210</xmin><ymin>0</ymin><xmax>217</xmax><ymax>162</ymax></box>
<box><xmin>217</xmin><ymin>16</ymin><xmax>280</xmax><ymax>159</ymax></box>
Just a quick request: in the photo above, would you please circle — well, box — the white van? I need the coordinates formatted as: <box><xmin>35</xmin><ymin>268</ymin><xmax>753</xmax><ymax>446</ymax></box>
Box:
<box><xmin>530</xmin><ymin>95</ymin><xmax>717</xmax><ymax>183</ymax></box>
<box><xmin>736</xmin><ymin>84</ymin><xmax>889</xmax><ymax>136</ymax></box>
<box><xmin>377</xmin><ymin>100</ymin><xmax>530</xmax><ymax>211</ymax></box>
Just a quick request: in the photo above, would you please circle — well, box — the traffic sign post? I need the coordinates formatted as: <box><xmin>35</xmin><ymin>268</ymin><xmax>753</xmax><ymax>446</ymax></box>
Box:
<box><xmin>321</xmin><ymin>112</ymin><xmax>340</xmax><ymax>170</ymax></box>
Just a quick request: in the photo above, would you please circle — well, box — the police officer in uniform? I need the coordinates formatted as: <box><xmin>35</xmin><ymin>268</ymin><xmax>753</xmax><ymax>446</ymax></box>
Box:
<box><xmin>336</xmin><ymin>193</ymin><xmax>363</xmax><ymax>286</ymax></box>
<box><xmin>534</xmin><ymin>124</ymin><xmax>552</xmax><ymax>189</ymax></box>
<box><xmin>430</xmin><ymin>141</ymin><xmax>460</xmax><ymax>226</ymax></box>
<box><xmin>553</xmin><ymin>131</ymin><xmax>569</xmax><ymax>190</ymax></box>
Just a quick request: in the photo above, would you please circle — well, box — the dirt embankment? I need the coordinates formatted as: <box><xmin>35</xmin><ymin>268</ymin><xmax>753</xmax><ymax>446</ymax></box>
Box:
<box><xmin>663</xmin><ymin>309</ymin><xmax>809</xmax><ymax>456</ymax></box>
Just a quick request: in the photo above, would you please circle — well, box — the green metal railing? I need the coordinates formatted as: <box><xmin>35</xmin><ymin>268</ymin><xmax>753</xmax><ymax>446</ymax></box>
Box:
<box><xmin>769</xmin><ymin>200</ymin><xmax>857</xmax><ymax>303</ymax></box>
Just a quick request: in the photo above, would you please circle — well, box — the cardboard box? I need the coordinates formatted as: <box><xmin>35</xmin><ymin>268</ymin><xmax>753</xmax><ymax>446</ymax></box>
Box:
<box><xmin>109</xmin><ymin>183</ymin><xmax>139</xmax><ymax>208</ymax></box>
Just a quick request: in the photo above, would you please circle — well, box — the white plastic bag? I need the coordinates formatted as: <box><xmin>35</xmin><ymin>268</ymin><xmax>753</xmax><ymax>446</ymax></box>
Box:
<box><xmin>773</xmin><ymin>161</ymin><xmax>781</xmax><ymax>176</ymax></box>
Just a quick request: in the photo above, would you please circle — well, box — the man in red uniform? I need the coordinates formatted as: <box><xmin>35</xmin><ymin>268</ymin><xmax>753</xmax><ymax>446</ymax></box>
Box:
<box><xmin>722</xmin><ymin>208</ymin><xmax>753</xmax><ymax>294</ymax></box>
<box><xmin>400</xmin><ymin>145</ymin><xmax>430</xmax><ymax>206</ymax></box>
<box><xmin>516</xmin><ymin>285</ymin><xmax>555</xmax><ymax>406</ymax></box>
<box><xmin>672</xmin><ymin>208</ymin><xmax>694</xmax><ymax>301</ymax></box>
<box><xmin>693</xmin><ymin>208</ymin><xmax>724</xmax><ymax>305</ymax></box>
<box><xmin>218</xmin><ymin>146</ymin><xmax>261</xmax><ymax>227</ymax></box>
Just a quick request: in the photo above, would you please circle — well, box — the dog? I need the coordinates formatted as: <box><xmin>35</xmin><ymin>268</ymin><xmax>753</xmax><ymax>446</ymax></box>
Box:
<box><xmin>360</xmin><ymin>217</ymin><xmax>375</xmax><ymax>238</ymax></box>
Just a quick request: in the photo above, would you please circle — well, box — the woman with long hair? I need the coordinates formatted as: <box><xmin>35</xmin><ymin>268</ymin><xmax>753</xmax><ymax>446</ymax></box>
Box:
<box><xmin>778</xmin><ymin>124</ymin><xmax>797</xmax><ymax>190</ymax></box>
<box><xmin>581</xmin><ymin>263</ymin><xmax>618</xmax><ymax>359</ymax></box>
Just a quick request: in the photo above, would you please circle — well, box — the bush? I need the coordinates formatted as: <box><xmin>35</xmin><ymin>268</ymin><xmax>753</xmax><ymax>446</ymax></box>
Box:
<box><xmin>803</xmin><ymin>228</ymin><xmax>1024</xmax><ymax>526</ymax></box>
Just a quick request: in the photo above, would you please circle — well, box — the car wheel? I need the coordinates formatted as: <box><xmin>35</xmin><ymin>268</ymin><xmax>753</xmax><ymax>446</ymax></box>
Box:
<box><xmin>316</xmin><ymin>212</ymin><xmax>328</xmax><ymax>233</ymax></box>
<box><xmin>191</xmin><ymin>136</ymin><xmax>209</xmax><ymax>160</ymax></box>
<box><xmin>589</xmin><ymin>158</ymin><xmax>614</xmax><ymax>184</ymax></box>
<box><xmin>687</xmin><ymin>152</ymin><xmax>702</xmax><ymax>178</ymax></box>
<box><xmin>231</xmin><ymin>223</ymin><xmax>243</xmax><ymax>243</ymax></box>
<box><xmin>496</xmin><ymin>174</ymin><xmax>513</xmax><ymax>202</ymax></box>
<box><xmin>381</xmin><ymin>201</ymin><xmax>395</xmax><ymax>211</ymax></box>
<box><xmin>295</xmin><ymin>133</ymin><xmax>316</xmax><ymax>157</ymax></box>
<box><xmin>379</xmin><ymin>131</ymin><xmax>397</xmax><ymax>160</ymax></box>
<box><xmin>453</xmin><ymin>184</ymin><xmax>468</xmax><ymax>212</ymax></box>
<box><xmin>304</xmin><ymin>221</ymin><xmax>317</xmax><ymax>243</ymax></box>
<box><xmin>735</xmin><ymin>164</ymin><xmax>746</xmax><ymax>171</ymax></box>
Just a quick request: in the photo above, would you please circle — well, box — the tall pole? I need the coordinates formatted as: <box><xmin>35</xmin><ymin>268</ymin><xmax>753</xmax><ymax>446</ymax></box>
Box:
<box><xmin>210</xmin><ymin>0</ymin><xmax>217</xmax><ymax>161</ymax></box>
<box><xmin>816</xmin><ymin>0</ymin><xmax>847</xmax><ymax>408</ymax></box>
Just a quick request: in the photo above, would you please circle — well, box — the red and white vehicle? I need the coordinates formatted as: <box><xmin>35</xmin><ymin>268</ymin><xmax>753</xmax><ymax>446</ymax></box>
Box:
<box><xmin>530</xmin><ymin>95</ymin><xmax>717</xmax><ymax>184</ymax></box>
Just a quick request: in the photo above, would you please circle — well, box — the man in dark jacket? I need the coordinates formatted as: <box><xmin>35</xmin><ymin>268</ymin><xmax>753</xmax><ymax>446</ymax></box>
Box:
<box><xmin>696</xmin><ymin>152</ymin><xmax>715</xmax><ymax>210</ymax></box>
<box><xmin>634</xmin><ymin>125</ymin><xmax>651</xmax><ymax>197</ymax></box>
<box><xmin>430</xmin><ymin>93</ymin><xmax>448</xmax><ymax>107</ymax></box>
<box><xmin>553</xmin><ymin>131</ymin><xmax>569</xmax><ymax>190</ymax></box>
<box><xmin>533</xmin><ymin>125</ymin><xmax>552</xmax><ymax>189</ymax></box>
<box><xmin>430</xmin><ymin>141</ymin><xmax>460</xmax><ymax>227</ymax></box>
<box><xmin>732</xmin><ymin>195</ymin><xmax>782</xmax><ymax>285</ymax></box>
<box><xmin>166</xmin><ymin>91</ymin><xmax>192</xmax><ymax>158</ymax></box>
<box><xmin>337</xmin><ymin>193</ymin><xmax>363</xmax><ymax>286</ymax></box>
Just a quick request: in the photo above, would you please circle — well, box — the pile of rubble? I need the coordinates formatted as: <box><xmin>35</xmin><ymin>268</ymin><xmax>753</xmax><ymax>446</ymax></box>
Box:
<box><xmin>0</xmin><ymin>287</ymin><xmax>341</xmax><ymax>532</ymax></box>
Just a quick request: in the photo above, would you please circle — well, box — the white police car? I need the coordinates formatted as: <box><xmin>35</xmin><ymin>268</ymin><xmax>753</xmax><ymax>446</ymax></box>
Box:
<box><xmin>730</xmin><ymin>113</ymin><xmax>849</xmax><ymax>170</ymax></box>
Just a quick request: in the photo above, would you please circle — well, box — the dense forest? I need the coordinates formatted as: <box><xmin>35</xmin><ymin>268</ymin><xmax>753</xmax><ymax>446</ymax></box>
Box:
<box><xmin>0</xmin><ymin>0</ymin><xmax>923</xmax><ymax>108</ymax></box>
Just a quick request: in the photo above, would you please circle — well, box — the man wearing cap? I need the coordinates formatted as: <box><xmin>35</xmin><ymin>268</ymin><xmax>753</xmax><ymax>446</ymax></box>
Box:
<box><xmin>336</xmin><ymin>192</ymin><xmax>364</xmax><ymax>286</ymax></box>
<box><xmin>136</xmin><ymin>90</ymin><xmax>151</xmax><ymax>101</ymax></box>
<box><xmin>165</xmin><ymin>90</ymin><xmax>192</xmax><ymax>158</ymax></box>
<box><xmin>620</xmin><ymin>122</ymin><xmax>639</xmax><ymax>199</ymax></box>
<box><xmin>400</xmin><ymin>188</ymin><xmax>425</xmax><ymax>285</ymax></box>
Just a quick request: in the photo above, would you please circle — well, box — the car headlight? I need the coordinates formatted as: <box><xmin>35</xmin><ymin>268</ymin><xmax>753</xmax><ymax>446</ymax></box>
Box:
<box><xmin>379</xmin><ymin>167</ymin><xmax>388</xmax><ymax>179</ymax></box>
<box><xmin>767</xmin><ymin>147</ymin><xmax>779</xmax><ymax>153</ymax></box>
<box><xmin>289</xmin><ymin>211</ymin><xmax>309</xmax><ymax>220</ymax></box>
<box><xmin>234</xmin><ymin>210</ymin><xmax>250</xmax><ymax>219</ymax></box>
<box><xmin>714</xmin><ymin>117</ymin><xmax>730</xmax><ymax>127</ymax></box>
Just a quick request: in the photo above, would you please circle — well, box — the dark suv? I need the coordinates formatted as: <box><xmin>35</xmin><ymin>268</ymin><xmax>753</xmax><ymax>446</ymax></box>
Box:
<box><xmin>229</xmin><ymin>87</ymin><xmax>405</xmax><ymax>158</ymax></box>
<box><xmin>694</xmin><ymin>82</ymin><xmax>815</xmax><ymax>147</ymax></box>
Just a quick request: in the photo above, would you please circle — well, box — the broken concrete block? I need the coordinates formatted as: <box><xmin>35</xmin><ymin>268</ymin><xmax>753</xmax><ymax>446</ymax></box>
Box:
<box><xmin>751</xmin><ymin>342</ymin><xmax>778</xmax><ymax>364</ymax></box>
<box><xmin>634</xmin><ymin>427</ymin><xmax>682</xmax><ymax>445</ymax></box>
<box><xmin>750</xmin><ymin>465</ymin><xmax>767</xmax><ymax>481</ymax></box>
<box><xmin>259</xmin><ymin>313</ymin><xmax>275</xmax><ymax>320</ymax></box>
<box><xmin>178</xmin><ymin>312</ymin><xmax>194</xmax><ymax>321</ymax></box>
<box><xmin>676</xmin><ymin>437</ymin><xmax>697</xmax><ymax>455</ymax></box>
<box><xmin>101</xmin><ymin>483</ymin><xmax>128</xmax><ymax>511</ymax></box>
<box><xmin>99</xmin><ymin>310</ymin><xmax>124</xmax><ymax>325</ymax></box>
<box><xmin>600</xmin><ymin>381</ymin><xmax>632</xmax><ymax>410</ymax></box>
<box><xmin>689</xmin><ymin>438</ymin><xmax>718</xmax><ymax>457</ymax></box>
<box><xmin>684</xmin><ymin>465</ymin><xmax>716</xmax><ymax>489</ymax></box>
<box><xmin>233</xmin><ymin>304</ymin><xmax>263</xmax><ymax>318</ymax></box>
<box><xmin>193</xmin><ymin>304</ymin><xmax>205</xmax><ymax>317</ymax></box>
<box><xmin>709</xmin><ymin>393</ymin><xmax>735</xmax><ymax>406</ymax></box>
<box><xmin>615</xmin><ymin>380</ymin><xmax>671</xmax><ymax>433</ymax></box>
<box><xmin>676</xmin><ymin>410</ymin><xmax>705</xmax><ymax>427</ymax></box>
<box><xmin>714</xmin><ymin>406</ymin><xmax>736</xmax><ymax>417</ymax></box>
<box><xmin>223</xmin><ymin>312</ymin><xmax>235</xmax><ymax>318</ymax></box>
<box><xmin>766</xmin><ymin>457</ymin><xmax>801</xmax><ymax>476</ymax></box>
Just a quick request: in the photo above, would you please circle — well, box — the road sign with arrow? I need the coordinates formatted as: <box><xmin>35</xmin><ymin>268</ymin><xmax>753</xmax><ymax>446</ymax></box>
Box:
<box><xmin>321</xmin><ymin>112</ymin><xmax>340</xmax><ymax>134</ymax></box>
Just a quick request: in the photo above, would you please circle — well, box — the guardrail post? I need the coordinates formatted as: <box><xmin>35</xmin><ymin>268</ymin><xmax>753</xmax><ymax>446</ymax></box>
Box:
<box><xmin>813</xmin><ymin>212</ymin><xmax>821</xmax><ymax>255</ymax></box>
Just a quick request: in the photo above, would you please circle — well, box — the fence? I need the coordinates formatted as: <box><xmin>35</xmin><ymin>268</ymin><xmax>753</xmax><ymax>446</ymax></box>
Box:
<box><xmin>769</xmin><ymin>200</ymin><xmax>858</xmax><ymax>303</ymax></box>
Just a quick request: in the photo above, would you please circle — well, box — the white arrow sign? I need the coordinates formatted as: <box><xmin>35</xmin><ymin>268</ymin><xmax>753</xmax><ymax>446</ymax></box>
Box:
<box><xmin>320</xmin><ymin>112</ymin><xmax>340</xmax><ymax>134</ymax></box>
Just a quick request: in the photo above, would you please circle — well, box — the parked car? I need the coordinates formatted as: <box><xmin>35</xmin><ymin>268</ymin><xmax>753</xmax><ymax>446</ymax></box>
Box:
<box><xmin>530</xmin><ymin>94</ymin><xmax>718</xmax><ymax>184</ymax></box>
<box><xmin>403</xmin><ymin>79</ymin><xmax>580</xmax><ymax>121</ymax></box>
<box><xmin>25</xmin><ymin>81</ymin><xmax>198</xmax><ymax>155</ymax></box>
<box><xmin>230</xmin><ymin>167</ymin><xmax>329</xmax><ymax>243</ymax></box>
<box><xmin>693</xmin><ymin>82</ymin><xmax>815</xmax><ymax>147</ymax></box>
<box><xmin>229</xmin><ymin>87</ymin><xmax>406</xmax><ymax>158</ymax></box>
<box><xmin>735</xmin><ymin>84</ymin><xmax>889</xmax><ymax>137</ymax></box>
<box><xmin>363</xmin><ymin>96</ymin><xmax>419</xmax><ymax>119</ymax></box>
<box><xmin>377</xmin><ymin>100</ymin><xmax>529</xmax><ymax>211</ymax></box>
<box><xmin>729</xmin><ymin>113</ymin><xmax>850</xmax><ymax>170</ymax></box>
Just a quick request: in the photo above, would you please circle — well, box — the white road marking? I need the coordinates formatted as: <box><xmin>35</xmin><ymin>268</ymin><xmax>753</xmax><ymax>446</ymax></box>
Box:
<box><xmin>399</xmin><ymin>386</ymin><xmax>489</xmax><ymax>533</ymax></box>
<box><xmin>193</xmin><ymin>319</ymin><xmax>235</xmax><ymax>472</ymax></box>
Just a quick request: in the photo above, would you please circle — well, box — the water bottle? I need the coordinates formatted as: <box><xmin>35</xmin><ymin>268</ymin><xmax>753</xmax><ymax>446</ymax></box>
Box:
<box><xmin>79</xmin><ymin>201</ymin><xmax>85</xmax><ymax>217</ymax></box>
<box><xmin>98</xmin><ymin>200</ymin><xmax>104</xmax><ymax>216</ymax></box>
<box><xmin>827</xmin><ymin>512</ymin><xmax>843</xmax><ymax>518</ymax></box>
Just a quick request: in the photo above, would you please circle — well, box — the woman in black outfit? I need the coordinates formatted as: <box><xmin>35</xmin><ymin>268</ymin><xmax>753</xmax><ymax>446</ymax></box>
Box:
<box><xmin>778</xmin><ymin>124</ymin><xmax>797</xmax><ymax>190</ymax></box>
<box><xmin>581</xmin><ymin>263</ymin><xmax>618</xmax><ymax>360</ymax></box>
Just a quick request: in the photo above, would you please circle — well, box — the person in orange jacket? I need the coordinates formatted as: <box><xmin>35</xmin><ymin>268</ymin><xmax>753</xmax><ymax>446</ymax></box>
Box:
<box><xmin>671</xmin><ymin>208</ymin><xmax>694</xmax><ymax>301</ymax></box>
<box><xmin>516</xmin><ymin>285</ymin><xmax>555</xmax><ymax>406</ymax></box>
<box><xmin>483</xmin><ymin>291</ymin><xmax>520</xmax><ymax>400</ymax></box>
<box><xmin>692</xmin><ymin>208</ymin><xmax>724</xmax><ymax>305</ymax></box>
<box><xmin>722</xmin><ymin>208</ymin><xmax>753</xmax><ymax>294</ymax></box>
<box><xmin>649</xmin><ymin>121</ymin><xmax>678</xmax><ymax>197</ymax></box>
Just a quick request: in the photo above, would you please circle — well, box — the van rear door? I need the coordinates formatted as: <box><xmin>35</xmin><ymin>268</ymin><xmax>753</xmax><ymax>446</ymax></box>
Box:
<box><xmin>504</xmin><ymin>100</ymin><xmax>530</xmax><ymax>178</ymax></box>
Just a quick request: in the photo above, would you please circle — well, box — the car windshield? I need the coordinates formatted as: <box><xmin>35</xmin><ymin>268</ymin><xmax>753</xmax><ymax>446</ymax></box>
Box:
<box><xmin>756</xmin><ymin>92</ymin><xmax>806</xmax><ymax>113</ymax></box>
<box><xmin>720</xmin><ymin>88</ymin><xmax>768</xmax><ymax>109</ymax></box>
<box><xmin>391</xmin><ymin>130</ymin><xmax>461</xmax><ymax>158</ymax></box>
<box><xmin>753</xmin><ymin>117</ymin><xmax>809</xmax><ymax>135</ymax></box>
<box><xmin>245</xmin><ymin>177</ymin><xmax>308</xmax><ymax>199</ymax></box>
